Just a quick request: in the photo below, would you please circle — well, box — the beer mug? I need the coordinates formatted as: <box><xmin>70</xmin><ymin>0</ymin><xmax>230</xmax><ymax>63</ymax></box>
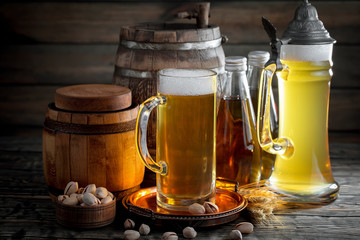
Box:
<box><xmin>258</xmin><ymin>2</ymin><xmax>340</xmax><ymax>203</ymax></box>
<box><xmin>135</xmin><ymin>68</ymin><xmax>217</xmax><ymax>211</ymax></box>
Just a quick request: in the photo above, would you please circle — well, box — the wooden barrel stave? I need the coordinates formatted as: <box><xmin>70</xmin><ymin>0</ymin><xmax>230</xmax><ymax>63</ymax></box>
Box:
<box><xmin>42</xmin><ymin>104</ymin><xmax>144</xmax><ymax>194</ymax></box>
<box><xmin>114</xmin><ymin>23</ymin><xmax>226</xmax><ymax>149</ymax></box>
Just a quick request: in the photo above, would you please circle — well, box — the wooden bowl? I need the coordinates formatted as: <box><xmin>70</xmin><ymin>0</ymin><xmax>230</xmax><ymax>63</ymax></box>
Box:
<box><xmin>55</xmin><ymin>199</ymin><xmax>116</xmax><ymax>229</ymax></box>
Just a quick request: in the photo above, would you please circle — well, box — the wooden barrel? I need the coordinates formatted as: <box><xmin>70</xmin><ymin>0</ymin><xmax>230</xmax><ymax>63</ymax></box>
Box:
<box><xmin>42</xmin><ymin>84</ymin><xmax>144</xmax><ymax>198</ymax></box>
<box><xmin>114</xmin><ymin>23</ymin><xmax>226</xmax><ymax>148</ymax></box>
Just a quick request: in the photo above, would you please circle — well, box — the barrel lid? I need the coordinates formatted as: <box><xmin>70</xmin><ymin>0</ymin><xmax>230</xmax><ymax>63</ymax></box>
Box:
<box><xmin>55</xmin><ymin>84</ymin><xmax>132</xmax><ymax>112</ymax></box>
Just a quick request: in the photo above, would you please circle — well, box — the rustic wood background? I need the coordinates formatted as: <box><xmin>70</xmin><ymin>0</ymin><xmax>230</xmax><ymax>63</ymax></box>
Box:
<box><xmin>0</xmin><ymin>0</ymin><xmax>359</xmax><ymax>142</ymax></box>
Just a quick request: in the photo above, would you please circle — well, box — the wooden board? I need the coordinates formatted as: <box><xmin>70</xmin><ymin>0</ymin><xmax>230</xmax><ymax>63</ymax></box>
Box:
<box><xmin>0</xmin><ymin>44</ymin><xmax>358</xmax><ymax>88</ymax></box>
<box><xmin>0</xmin><ymin>2</ymin><xmax>359</xmax><ymax>44</ymax></box>
<box><xmin>0</xmin><ymin>1</ymin><xmax>358</xmax><ymax>136</ymax></box>
<box><xmin>0</xmin><ymin>86</ymin><xmax>358</xmax><ymax>131</ymax></box>
<box><xmin>0</xmin><ymin>137</ymin><xmax>359</xmax><ymax>239</ymax></box>
<box><xmin>0</xmin><ymin>45</ymin><xmax>115</xmax><ymax>85</ymax></box>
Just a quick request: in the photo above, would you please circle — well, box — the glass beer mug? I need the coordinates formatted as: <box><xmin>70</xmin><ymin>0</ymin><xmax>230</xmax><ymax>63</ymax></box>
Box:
<box><xmin>135</xmin><ymin>69</ymin><xmax>217</xmax><ymax>211</ymax></box>
<box><xmin>258</xmin><ymin>1</ymin><xmax>339</xmax><ymax>203</ymax></box>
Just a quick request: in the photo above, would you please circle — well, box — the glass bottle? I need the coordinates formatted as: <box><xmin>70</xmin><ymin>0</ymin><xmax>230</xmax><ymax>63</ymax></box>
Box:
<box><xmin>216</xmin><ymin>56</ymin><xmax>261</xmax><ymax>185</ymax></box>
<box><xmin>247</xmin><ymin>51</ymin><xmax>278</xmax><ymax>180</ymax></box>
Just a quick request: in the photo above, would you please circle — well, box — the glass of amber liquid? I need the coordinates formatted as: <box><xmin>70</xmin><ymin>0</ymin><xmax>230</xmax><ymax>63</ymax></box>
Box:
<box><xmin>135</xmin><ymin>69</ymin><xmax>217</xmax><ymax>211</ymax></box>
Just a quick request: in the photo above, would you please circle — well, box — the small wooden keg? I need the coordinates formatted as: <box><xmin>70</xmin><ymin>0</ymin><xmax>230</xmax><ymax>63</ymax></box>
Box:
<box><xmin>114</xmin><ymin>23</ymin><xmax>226</xmax><ymax>149</ymax></box>
<box><xmin>42</xmin><ymin>84</ymin><xmax>144</xmax><ymax>198</ymax></box>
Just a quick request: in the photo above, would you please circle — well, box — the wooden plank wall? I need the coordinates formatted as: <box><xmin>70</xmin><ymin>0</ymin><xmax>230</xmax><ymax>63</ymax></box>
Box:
<box><xmin>0</xmin><ymin>1</ymin><xmax>359</xmax><ymax>138</ymax></box>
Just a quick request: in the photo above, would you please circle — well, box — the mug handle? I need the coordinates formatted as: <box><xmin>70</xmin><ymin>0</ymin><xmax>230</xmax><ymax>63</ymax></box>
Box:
<box><xmin>257</xmin><ymin>65</ymin><xmax>294</xmax><ymax>159</ymax></box>
<box><xmin>135</xmin><ymin>96</ymin><xmax>167</xmax><ymax>175</ymax></box>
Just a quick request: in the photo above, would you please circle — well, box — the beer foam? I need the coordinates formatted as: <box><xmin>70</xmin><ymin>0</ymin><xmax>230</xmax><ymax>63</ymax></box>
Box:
<box><xmin>158</xmin><ymin>69</ymin><xmax>216</xmax><ymax>96</ymax></box>
<box><xmin>281</xmin><ymin>44</ymin><xmax>333</xmax><ymax>62</ymax></box>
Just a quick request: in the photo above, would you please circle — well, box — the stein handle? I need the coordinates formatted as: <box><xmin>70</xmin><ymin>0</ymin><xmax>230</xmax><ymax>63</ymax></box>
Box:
<box><xmin>257</xmin><ymin>64</ymin><xmax>294</xmax><ymax>159</ymax></box>
<box><xmin>135</xmin><ymin>96</ymin><xmax>167</xmax><ymax>175</ymax></box>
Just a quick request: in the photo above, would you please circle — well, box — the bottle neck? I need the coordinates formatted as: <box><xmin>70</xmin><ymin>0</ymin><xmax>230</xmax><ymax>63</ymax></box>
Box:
<box><xmin>247</xmin><ymin>65</ymin><xmax>264</xmax><ymax>90</ymax></box>
<box><xmin>223</xmin><ymin>70</ymin><xmax>250</xmax><ymax>100</ymax></box>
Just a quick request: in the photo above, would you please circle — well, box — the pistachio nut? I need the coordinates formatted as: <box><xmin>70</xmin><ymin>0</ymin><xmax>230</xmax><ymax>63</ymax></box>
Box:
<box><xmin>203</xmin><ymin>201</ymin><xmax>219</xmax><ymax>213</ymax></box>
<box><xmin>80</xmin><ymin>203</ymin><xmax>86</xmax><ymax>207</ymax></box>
<box><xmin>95</xmin><ymin>187</ymin><xmax>108</xmax><ymax>199</ymax></box>
<box><xmin>64</xmin><ymin>181</ymin><xmax>78</xmax><ymax>195</ymax></box>
<box><xmin>235</xmin><ymin>222</ymin><xmax>254</xmax><ymax>234</ymax></box>
<box><xmin>188</xmin><ymin>203</ymin><xmax>205</xmax><ymax>214</ymax></box>
<box><xmin>101</xmin><ymin>195</ymin><xmax>113</xmax><ymax>205</ymax></box>
<box><xmin>57</xmin><ymin>195</ymin><xmax>69</xmax><ymax>203</ymax></box>
<box><xmin>107</xmin><ymin>191</ymin><xmax>114</xmax><ymax>199</ymax></box>
<box><xmin>77</xmin><ymin>187</ymin><xmax>84</xmax><ymax>194</ymax></box>
<box><xmin>83</xmin><ymin>184</ymin><xmax>96</xmax><ymax>195</ymax></box>
<box><xmin>124</xmin><ymin>218</ymin><xmax>135</xmax><ymax>230</ymax></box>
<box><xmin>82</xmin><ymin>192</ymin><xmax>98</xmax><ymax>206</ymax></box>
<box><xmin>229</xmin><ymin>230</ymin><xmax>242</xmax><ymax>240</ymax></box>
<box><xmin>69</xmin><ymin>193</ymin><xmax>78</xmax><ymax>198</ymax></box>
<box><xmin>76</xmin><ymin>194</ymin><xmax>84</xmax><ymax>204</ymax></box>
<box><xmin>124</xmin><ymin>230</ymin><xmax>140</xmax><ymax>240</ymax></box>
<box><xmin>161</xmin><ymin>232</ymin><xmax>178</xmax><ymax>240</ymax></box>
<box><xmin>183</xmin><ymin>226</ymin><xmax>197</xmax><ymax>239</ymax></box>
<box><xmin>139</xmin><ymin>223</ymin><xmax>150</xmax><ymax>235</ymax></box>
<box><xmin>62</xmin><ymin>196</ymin><xmax>79</xmax><ymax>206</ymax></box>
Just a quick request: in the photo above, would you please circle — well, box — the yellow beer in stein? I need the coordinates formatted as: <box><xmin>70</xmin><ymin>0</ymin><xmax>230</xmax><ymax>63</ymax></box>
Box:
<box><xmin>258</xmin><ymin>1</ymin><xmax>339</xmax><ymax>203</ymax></box>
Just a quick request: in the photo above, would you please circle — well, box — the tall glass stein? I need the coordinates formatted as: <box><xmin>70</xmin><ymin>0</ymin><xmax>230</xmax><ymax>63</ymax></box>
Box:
<box><xmin>247</xmin><ymin>51</ymin><xmax>278</xmax><ymax>180</ymax></box>
<box><xmin>216</xmin><ymin>56</ymin><xmax>261</xmax><ymax>185</ymax></box>
<box><xmin>257</xmin><ymin>1</ymin><xmax>339</xmax><ymax>203</ymax></box>
<box><xmin>136</xmin><ymin>69</ymin><xmax>217</xmax><ymax>211</ymax></box>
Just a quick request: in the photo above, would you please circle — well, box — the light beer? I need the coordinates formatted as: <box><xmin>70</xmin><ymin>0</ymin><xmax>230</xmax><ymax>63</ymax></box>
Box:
<box><xmin>271</xmin><ymin>60</ymin><xmax>336</xmax><ymax>195</ymax></box>
<box><xmin>156</xmin><ymin>70</ymin><xmax>216</xmax><ymax>209</ymax></box>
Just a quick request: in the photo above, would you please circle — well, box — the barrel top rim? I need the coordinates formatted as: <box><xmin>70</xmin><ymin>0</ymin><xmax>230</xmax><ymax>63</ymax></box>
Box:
<box><xmin>122</xmin><ymin>23</ymin><xmax>220</xmax><ymax>32</ymax></box>
<box><xmin>48</xmin><ymin>102</ymin><xmax>139</xmax><ymax>115</ymax></box>
<box><xmin>55</xmin><ymin>84</ymin><xmax>130</xmax><ymax>99</ymax></box>
<box><xmin>54</xmin><ymin>84</ymin><xmax>132</xmax><ymax>112</ymax></box>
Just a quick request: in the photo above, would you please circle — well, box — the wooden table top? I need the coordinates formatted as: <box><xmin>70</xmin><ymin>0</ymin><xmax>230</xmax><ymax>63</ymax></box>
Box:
<box><xmin>0</xmin><ymin>136</ymin><xmax>359</xmax><ymax>239</ymax></box>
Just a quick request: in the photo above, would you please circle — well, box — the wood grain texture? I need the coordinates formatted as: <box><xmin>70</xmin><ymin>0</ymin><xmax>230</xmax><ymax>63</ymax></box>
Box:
<box><xmin>0</xmin><ymin>2</ymin><xmax>358</xmax><ymax>44</ymax></box>
<box><xmin>0</xmin><ymin>137</ymin><xmax>359</xmax><ymax>239</ymax></box>
<box><xmin>54</xmin><ymin>84</ymin><xmax>131</xmax><ymax>112</ymax></box>
<box><xmin>0</xmin><ymin>86</ymin><xmax>358</xmax><ymax>131</ymax></box>
<box><xmin>42</xmin><ymin>104</ymin><xmax>144</xmax><ymax>193</ymax></box>
<box><xmin>0</xmin><ymin>1</ymin><xmax>358</xmax><ymax>135</ymax></box>
<box><xmin>0</xmin><ymin>44</ymin><xmax>358</xmax><ymax>88</ymax></box>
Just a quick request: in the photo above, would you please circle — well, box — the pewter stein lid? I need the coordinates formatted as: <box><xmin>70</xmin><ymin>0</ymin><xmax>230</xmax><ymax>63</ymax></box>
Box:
<box><xmin>281</xmin><ymin>0</ymin><xmax>336</xmax><ymax>45</ymax></box>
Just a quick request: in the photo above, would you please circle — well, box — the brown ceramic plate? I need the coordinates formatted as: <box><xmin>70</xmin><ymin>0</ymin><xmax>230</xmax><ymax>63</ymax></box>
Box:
<box><xmin>122</xmin><ymin>187</ymin><xmax>247</xmax><ymax>227</ymax></box>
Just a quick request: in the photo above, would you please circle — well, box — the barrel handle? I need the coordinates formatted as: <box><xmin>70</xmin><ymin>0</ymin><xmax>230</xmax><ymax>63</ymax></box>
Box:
<box><xmin>135</xmin><ymin>96</ymin><xmax>167</xmax><ymax>175</ymax></box>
